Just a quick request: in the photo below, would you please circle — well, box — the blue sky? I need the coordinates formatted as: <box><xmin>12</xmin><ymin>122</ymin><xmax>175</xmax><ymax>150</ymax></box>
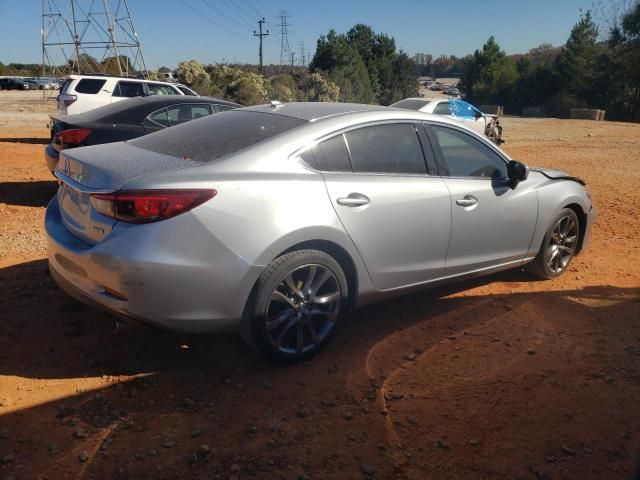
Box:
<box><xmin>0</xmin><ymin>0</ymin><xmax>595</xmax><ymax>69</ymax></box>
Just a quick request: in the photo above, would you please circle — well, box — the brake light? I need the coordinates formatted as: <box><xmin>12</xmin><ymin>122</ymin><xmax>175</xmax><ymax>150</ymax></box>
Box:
<box><xmin>90</xmin><ymin>189</ymin><xmax>217</xmax><ymax>223</ymax></box>
<box><xmin>62</xmin><ymin>95</ymin><xmax>77</xmax><ymax>107</ymax></box>
<box><xmin>54</xmin><ymin>128</ymin><xmax>92</xmax><ymax>146</ymax></box>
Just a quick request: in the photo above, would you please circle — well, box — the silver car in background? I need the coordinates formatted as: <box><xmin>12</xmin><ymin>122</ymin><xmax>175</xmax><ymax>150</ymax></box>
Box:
<box><xmin>392</xmin><ymin>97</ymin><xmax>504</xmax><ymax>144</ymax></box>
<box><xmin>46</xmin><ymin>102</ymin><xmax>595</xmax><ymax>361</ymax></box>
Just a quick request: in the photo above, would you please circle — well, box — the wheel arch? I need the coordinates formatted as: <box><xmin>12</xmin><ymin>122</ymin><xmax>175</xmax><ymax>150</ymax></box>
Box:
<box><xmin>563</xmin><ymin>202</ymin><xmax>587</xmax><ymax>254</ymax></box>
<box><xmin>277</xmin><ymin>239</ymin><xmax>359</xmax><ymax>311</ymax></box>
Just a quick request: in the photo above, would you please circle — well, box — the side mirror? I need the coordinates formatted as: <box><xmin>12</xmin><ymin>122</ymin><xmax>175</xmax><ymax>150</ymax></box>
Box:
<box><xmin>507</xmin><ymin>160</ymin><xmax>529</xmax><ymax>187</ymax></box>
<box><xmin>473</xmin><ymin>110</ymin><xmax>483</xmax><ymax>119</ymax></box>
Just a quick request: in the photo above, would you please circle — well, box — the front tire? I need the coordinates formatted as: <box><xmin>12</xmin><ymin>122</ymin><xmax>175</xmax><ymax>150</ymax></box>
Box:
<box><xmin>527</xmin><ymin>208</ymin><xmax>579</xmax><ymax>279</ymax></box>
<box><xmin>244</xmin><ymin>249</ymin><xmax>348</xmax><ymax>362</ymax></box>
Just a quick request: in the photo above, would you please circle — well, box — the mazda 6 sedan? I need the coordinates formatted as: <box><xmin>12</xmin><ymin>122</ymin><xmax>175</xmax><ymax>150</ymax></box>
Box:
<box><xmin>46</xmin><ymin>102</ymin><xmax>595</xmax><ymax>361</ymax></box>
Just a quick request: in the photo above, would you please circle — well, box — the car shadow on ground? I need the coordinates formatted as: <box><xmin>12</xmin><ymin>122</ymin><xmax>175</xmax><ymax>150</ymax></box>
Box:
<box><xmin>0</xmin><ymin>137</ymin><xmax>49</xmax><ymax>145</ymax></box>
<box><xmin>0</xmin><ymin>181</ymin><xmax>57</xmax><ymax>207</ymax></box>
<box><xmin>0</xmin><ymin>258</ymin><xmax>639</xmax><ymax>479</ymax></box>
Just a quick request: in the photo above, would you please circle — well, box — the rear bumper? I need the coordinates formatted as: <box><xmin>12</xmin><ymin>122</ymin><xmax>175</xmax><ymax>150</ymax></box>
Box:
<box><xmin>46</xmin><ymin>197</ymin><xmax>263</xmax><ymax>333</ymax></box>
<box><xmin>45</xmin><ymin>144</ymin><xmax>59</xmax><ymax>173</ymax></box>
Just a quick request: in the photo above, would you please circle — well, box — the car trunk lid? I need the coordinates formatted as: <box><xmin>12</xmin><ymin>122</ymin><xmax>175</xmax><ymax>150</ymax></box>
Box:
<box><xmin>55</xmin><ymin>142</ymin><xmax>199</xmax><ymax>244</ymax></box>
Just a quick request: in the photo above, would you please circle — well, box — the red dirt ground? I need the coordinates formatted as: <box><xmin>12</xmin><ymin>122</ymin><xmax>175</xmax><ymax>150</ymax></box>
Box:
<box><xmin>0</xmin><ymin>118</ymin><xmax>639</xmax><ymax>480</ymax></box>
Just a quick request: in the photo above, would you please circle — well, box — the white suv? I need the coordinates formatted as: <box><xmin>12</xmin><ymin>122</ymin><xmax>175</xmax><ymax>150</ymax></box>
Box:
<box><xmin>56</xmin><ymin>75</ymin><xmax>198</xmax><ymax>115</ymax></box>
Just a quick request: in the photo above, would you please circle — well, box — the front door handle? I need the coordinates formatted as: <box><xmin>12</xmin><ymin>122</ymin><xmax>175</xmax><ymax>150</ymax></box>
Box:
<box><xmin>337</xmin><ymin>194</ymin><xmax>370</xmax><ymax>207</ymax></box>
<box><xmin>456</xmin><ymin>196</ymin><xmax>478</xmax><ymax>207</ymax></box>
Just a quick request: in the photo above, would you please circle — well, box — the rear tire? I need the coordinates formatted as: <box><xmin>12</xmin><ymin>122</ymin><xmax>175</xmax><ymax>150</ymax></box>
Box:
<box><xmin>527</xmin><ymin>208</ymin><xmax>579</xmax><ymax>279</ymax></box>
<box><xmin>243</xmin><ymin>249</ymin><xmax>348</xmax><ymax>362</ymax></box>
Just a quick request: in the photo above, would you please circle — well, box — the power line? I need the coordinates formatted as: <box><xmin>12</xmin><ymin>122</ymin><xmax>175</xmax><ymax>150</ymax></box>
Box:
<box><xmin>179</xmin><ymin>0</ymin><xmax>249</xmax><ymax>43</ymax></box>
<box><xmin>253</xmin><ymin>17</ymin><xmax>269</xmax><ymax>74</ymax></box>
<box><xmin>200</xmin><ymin>0</ymin><xmax>251</xmax><ymax>31</ymax></box>
<box><xmin>221</xmin><ymin>0</ymin><xmax>256</xmax><ymax>28</ymax></box>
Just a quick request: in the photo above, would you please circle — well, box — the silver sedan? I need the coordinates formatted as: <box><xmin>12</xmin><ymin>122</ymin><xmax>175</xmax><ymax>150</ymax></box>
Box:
<box><xmin>46</xmin><ymin>102</ymin><xmax>595</xmax><ymax>361</ymax></box>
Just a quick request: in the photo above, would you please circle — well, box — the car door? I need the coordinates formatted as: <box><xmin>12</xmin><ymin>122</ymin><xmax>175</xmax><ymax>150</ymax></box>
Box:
<box><xmin>425</xmin><ymin>123</ymin><xmax>538</xmax><ymax>276</ymax></box>
<box><xmin>302</xmin><ymin>123</ymin><xmax>451</xmax><ymax>291</ymax></box>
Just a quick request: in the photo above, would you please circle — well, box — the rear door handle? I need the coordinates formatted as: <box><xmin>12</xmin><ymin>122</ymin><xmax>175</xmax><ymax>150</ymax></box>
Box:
<box><xmin>456</xmin><ymin>196</ymin><xmax>478</xmax><ymax>207</ymax></box>
<box><xmin>337</xmin><ymin>194</ymin><xmax>370</xmax><ymax>207</ymax></box>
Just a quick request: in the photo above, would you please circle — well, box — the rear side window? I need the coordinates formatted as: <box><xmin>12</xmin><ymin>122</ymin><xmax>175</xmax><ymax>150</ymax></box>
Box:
<box><xmin>300</xmin><ymin>135</ymin><xmax>352</xmax><ymax>172</ymax></box>
<box><xmin>59</xmin><ymin>79</ymin><xmax>73</xmax><ymax>94</ymax></box>
<box><xmin>166</xmin><ymin>104</ymin><xmax>212</xmax><ymax>125</ymax></box>
<box><xmin>130</xmin><ymin>110</ymin><xmax>307</xmax><ymax>162</ymax></box>
<box><xmin>113</xmin><ymin>81</ymin><xmax>144</xmax><ymax>98</ymax></box>
<box><xmin>148</xmin><ymin>107</ymin><xmax>170</xmax><ymax>127</ymax></box>
<box><xmin>74</xmin><ymin>79</ymin><xmax>106</xmax><ymax>94</ymax></box>
<box><xmin>433</xmin><ymin>102</ymin><xmax>452</xmax><ymax>115</ymax></box>
<box><xmin>344</xmin><ymin>124</ymin><xmax>427</xmax><ymax>174</ymax></box>
<box><xmin>391</xmin><ymin>99</ymin><xmax>431</xmax><ymax>111</ymax></box>
<box><xmin>214</xmin><ymin>104</ymin><xmax>235</xmax><ymax>112</ymax></box>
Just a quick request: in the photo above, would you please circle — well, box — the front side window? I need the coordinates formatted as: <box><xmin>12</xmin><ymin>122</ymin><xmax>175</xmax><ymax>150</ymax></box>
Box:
<box><xmin>148</xmin><ymin>83</ymin><xmax>178</xmax><ymax>95</ymax></box>
<box><xmin>113</xmin><ymin>81</ymin><xmax>144</xmax><ymax>98</ymax></box>
<box><xmin>299</xmin><ymin>134</ymin><xmax>352</xmax><ymax>172</ymax></box>
<box><xmin>344</xmin><ymin>123</ymin><xmax>427</xmax><ymax>174</ymax></box>
<box><xmin>431</xmin><ymin>125</ymin><xmax>507</xmax><ymax>178</ymax></box>
<box><xmin>178</xmin><ymin>85</ymin><xmax>198</xmax><ymax>96</ymax></box>
<box><xmin>450</xmin><ymin>99</ymin><xmax>481</xmax><ymax>120</ymax></box>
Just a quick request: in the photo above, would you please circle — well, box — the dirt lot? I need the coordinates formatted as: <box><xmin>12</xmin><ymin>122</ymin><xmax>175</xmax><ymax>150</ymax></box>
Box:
<box><xmin>0</xmin><ymin>116</ymin><xmax>639</xmax><ymax>480</ymax></box>
<box><xmin>0</xmin><ymin>89</ymin><xmax>57</xmax><ymax>114</ymax></box>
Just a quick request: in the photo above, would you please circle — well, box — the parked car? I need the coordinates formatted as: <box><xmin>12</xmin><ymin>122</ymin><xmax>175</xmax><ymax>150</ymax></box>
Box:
<box><xmin>46</xmin><ymin>102</ymin><xmax>594</xmax><ymax>362</ymax></box>
<box><xmin>56</xmin><ymin>75</ymin><xmax>192</xmax><ymax>115</ymax></box>
<box><xmin>0</xmin><ymin>77</ymin><xmax>31</xmax><ymax>90</ymax></box>
<box><xmin>429</xmin><ymin>82</ymin><xmax>442</xmax><ymax>91</ymax></box>
<box><xmin>45</xmin><ymin>95</ymin><xmax>240</xmax><ymax>172</ymax></box>
<box><xmin>444</xmin><ymin>86</ymin><xmax>461</xmax><ymax>96</ymax></box>
<box><xmin>25</xmin><ymin>78</ymin><xmax>57</xmax><ymax>90</ymax></box>
<box><xmin>391</xmin><ymin>97</ymin><xmax>503</xmax><ymax>144</ymax></box>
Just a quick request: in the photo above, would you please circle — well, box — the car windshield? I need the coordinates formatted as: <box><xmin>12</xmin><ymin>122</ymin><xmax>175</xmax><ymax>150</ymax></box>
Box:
<box><xmin>129</xmin><ymin>110</ymin><xmax>307</xmax><ymax>163</ymax></box>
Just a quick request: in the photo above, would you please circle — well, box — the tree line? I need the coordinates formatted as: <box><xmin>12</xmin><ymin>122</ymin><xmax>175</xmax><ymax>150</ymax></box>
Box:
<box><xmin>459</xmin><ymin>5</ymin><xmax>640</xmax><ymax>121</ymax></box>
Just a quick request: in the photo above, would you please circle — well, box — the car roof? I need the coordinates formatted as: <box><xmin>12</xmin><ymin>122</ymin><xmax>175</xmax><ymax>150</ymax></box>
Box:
<box><xmin>243</xmin><ymin>102</ymin><xmax>394</xmax><ymax>122</ymax></box>
<box><xmin>65</xmin><ymin>74</ymin><xmax>176</xmax><ymax>86</ymax></box>
<box><xmin>51</xmin><ymin>95</ymin><xmax>240</xmax><ymax>123</ymax></box>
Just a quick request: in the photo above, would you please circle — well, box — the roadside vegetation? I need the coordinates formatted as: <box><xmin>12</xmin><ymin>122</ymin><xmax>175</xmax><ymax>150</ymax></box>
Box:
<box><xmin>1</xmin><ymin>3</ymin><xmax>638</xmax><ymax>120</ymax></box>
<box><xmin>460</xmin><ymin>5</ymin><xmax>640</xmax><ymax>120</ymax></box>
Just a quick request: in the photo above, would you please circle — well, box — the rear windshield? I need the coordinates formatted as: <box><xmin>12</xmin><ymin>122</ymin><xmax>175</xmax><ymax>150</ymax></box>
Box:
<box><xmin>129</xmin><ymin>110</ymin><xmax>307</xmax><ymax>162</ymax></box>
<box><xmin>391</xmin><ymin>99</ymin><xmax>432</xmax><ymax>111</ymax></box>
<box><xmin>75</xmin><ymin>78</ymin><xmax>106</xmax><ymax>94</ymax></box>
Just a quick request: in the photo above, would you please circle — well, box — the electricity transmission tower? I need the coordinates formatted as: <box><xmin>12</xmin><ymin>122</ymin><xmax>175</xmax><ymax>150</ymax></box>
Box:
<box><xmin>253</xmin><ymin>17</ymin><xmax>269</xmax><ymax>74</ymax></box>
<box><xmin>277</xmin><ymin>11</ymin><xmax>292</xmax><ymax>66</ymax></box>
<box><xmin>41</xmin><ymin>0</ymin><xmax>148</xmax><ymax>79</ymax></box>
<box><xmin>299</xmin><ymin>41</ymin><xmax>306</xmax><ymax>67</ymax></box>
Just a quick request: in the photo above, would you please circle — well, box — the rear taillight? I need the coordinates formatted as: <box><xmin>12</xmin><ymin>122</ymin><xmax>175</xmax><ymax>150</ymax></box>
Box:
<box><xmin>54</xmin><ymin>128</ymin><xmax>92</xmax><ymax>146</ymax></box>
<box><xmin>90</xmin><ymin>189</ymin><xmax>217</xmax><ymax>223</ymax></box>
<box><xmin>62</xmin><ymin>95</ymin><xmax>77</xmax><ymax>107</ymax></box>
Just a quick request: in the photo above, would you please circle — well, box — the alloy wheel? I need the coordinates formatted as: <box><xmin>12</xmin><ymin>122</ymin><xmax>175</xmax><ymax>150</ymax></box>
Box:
<box><xmin>264</xmin><ymin>264</ymin><xmax>341</xmax><ymax>355</ymax></box>
<box><xmin>546</xmin><ymin>215</ymin><xmax>578</xmax><ymax>274</ymax></box>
